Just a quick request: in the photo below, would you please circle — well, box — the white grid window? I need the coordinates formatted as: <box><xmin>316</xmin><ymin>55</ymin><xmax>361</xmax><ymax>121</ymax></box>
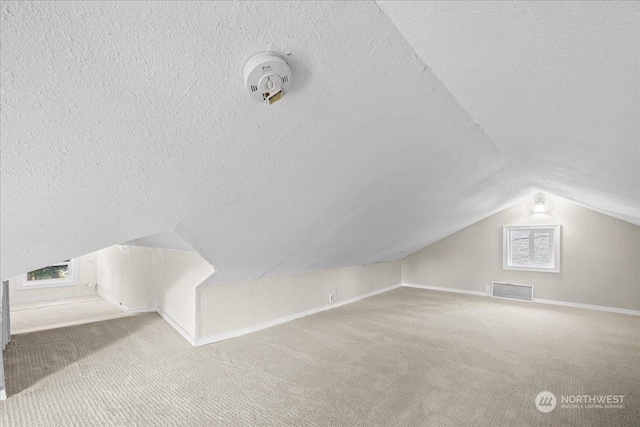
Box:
<box><xmin>503</xmin><ymin>225</ymin><xmax>560</xmax><ymax>272</ymax></box>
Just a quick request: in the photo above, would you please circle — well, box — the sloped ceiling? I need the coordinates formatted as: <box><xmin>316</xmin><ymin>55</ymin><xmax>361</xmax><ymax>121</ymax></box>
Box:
<box><xmin>123</xmin><ymin>231</ymin><xmax>195</xmax><ymax>253</ymax></box>
<box><xmin>378</xmin><ymin>1</ymin><xmax>640</xmax><ymax>224</ymax></box>
<box><xmin>0</xmin><ymin>2</ymin><xmax>636</xmax><ymax>283</ymax></box>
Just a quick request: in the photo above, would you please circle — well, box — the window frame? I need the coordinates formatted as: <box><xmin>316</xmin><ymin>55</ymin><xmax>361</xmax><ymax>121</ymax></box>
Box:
<box><xmin>503</xmin><ymin>225</ymin><xmax>561</xmax><ymax>273</ymax></box>
<box><xmin>16</xmin><ymin>259</ymin><xmax>79</xmax><ymax>290</ymax></box>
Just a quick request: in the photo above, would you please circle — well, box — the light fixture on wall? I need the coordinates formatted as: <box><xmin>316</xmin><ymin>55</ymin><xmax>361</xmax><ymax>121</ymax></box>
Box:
<box><xmin>534</xmin><ymin>195</ymin><xmax>546</xmax><ymax>213</ymax></box>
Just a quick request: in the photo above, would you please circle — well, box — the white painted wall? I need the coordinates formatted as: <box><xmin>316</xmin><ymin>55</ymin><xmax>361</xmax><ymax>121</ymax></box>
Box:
<box><xmin>197</xmin><ymin>260</ymin><xmax>401</xmax><ymax>341</ymax></box>
<box><xmin>97</xmin><ymin>247</ymin><xmax>400</xmax><ymax>344</ymax></box>
<box><xmin>402</xmin><ymin>194</ymin><xmax>640</xmax><ymax>311</ymax></box>
<box><xmin>97</xmin><ymin>246</ymin><xmax>149</xmax><ymax>310</ymax></box>
<box><xmin>9</xmin><ymin>252</ymin><xmax>98</xmax><ymax>304</ymax></box>
<box><xmin>96</xmin><ymin>245</ymin><xmax>214</xmax><ymax>338</ymax></box>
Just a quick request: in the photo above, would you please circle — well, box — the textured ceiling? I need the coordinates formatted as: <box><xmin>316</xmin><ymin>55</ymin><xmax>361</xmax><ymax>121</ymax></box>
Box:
<box><xmin>124</xmin><ymin>231</ymin><xmax>195</xmax><ymax>252</ymax></box>
<box><xmin>378</xmin><ymin>0</ymin><xmax>640</xmax><ymax>224</ymax></box>
<box><xmin>1</xmin><ymin>1</ymin><xmax>636</xmax><ymax>282</ymax></box>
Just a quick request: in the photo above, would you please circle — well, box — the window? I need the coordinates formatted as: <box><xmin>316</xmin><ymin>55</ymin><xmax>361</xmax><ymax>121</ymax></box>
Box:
<box><xmin>503</xmin><ymin>225</ymin><xmax>560</xmax><ymax>272</ymax></box>
<box><xmin>16</xmin><ymin>259</ymin><xmax>79</xmax><ymax>289</ymax></box>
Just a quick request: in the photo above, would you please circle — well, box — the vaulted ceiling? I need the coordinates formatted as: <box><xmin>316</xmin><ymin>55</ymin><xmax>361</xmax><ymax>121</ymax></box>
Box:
<box><xmin>1</xmin><ymin>1</ymin><xmax>637</xmax><ymax>282</ymax></box>
<box><xmin>378</xmin><ymin>1</ymin><xmax>639</xmax><ymax>224</ymax></box>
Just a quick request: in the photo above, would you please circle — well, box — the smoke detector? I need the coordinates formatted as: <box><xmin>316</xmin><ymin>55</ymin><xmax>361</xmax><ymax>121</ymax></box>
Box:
<box><xmin>243</xmin><ymin>52</ymin><xmax>292</xmax><ymax>105</ymax></box>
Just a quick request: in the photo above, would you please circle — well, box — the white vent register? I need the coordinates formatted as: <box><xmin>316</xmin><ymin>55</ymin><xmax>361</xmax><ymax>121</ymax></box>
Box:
<box><xmin>244</xmin><ymin>52</ymin><xmax>292</xmax><ymax>105</ymax></box>
<box><xmin>491</xmin><ymin>282</ymin><xmax>534</xmax><ymax>302</ymax></box>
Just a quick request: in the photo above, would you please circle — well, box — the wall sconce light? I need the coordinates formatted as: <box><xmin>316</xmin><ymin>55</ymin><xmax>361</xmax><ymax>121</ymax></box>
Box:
<box><xmin>534</xmin><ymin>195</ymin><xmax>546</xmax><ymax>213</ymax></box>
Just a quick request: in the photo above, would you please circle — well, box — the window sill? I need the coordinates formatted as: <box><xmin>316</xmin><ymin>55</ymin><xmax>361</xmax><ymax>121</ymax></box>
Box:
<box><xmin>503</xmin><ymin>266</ymin><xmax>560</xmax><ymax>273</ymax></box>
<box><xmin>15</xmin><ymin>280</ymin><xmax>79</xmax><ymax>291</ymax></box>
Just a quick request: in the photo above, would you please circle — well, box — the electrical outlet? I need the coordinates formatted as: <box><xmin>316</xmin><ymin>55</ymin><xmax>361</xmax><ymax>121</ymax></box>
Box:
<box><xmin>329</xmin><ymin>293</ymin><xmax>335</xmax><ymax>304</ymax></box>
<box><xmin>486</xmin><ymin>285</ymin><xmax>491</xmax><ymax>293</ymax></box>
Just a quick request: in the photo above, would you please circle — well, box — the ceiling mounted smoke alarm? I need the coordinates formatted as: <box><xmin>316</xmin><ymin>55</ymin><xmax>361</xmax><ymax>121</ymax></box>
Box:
<box><xmin>243</xmin><ymin>52</ymin><xmax>292</xmax><ymax>105</ymax></box>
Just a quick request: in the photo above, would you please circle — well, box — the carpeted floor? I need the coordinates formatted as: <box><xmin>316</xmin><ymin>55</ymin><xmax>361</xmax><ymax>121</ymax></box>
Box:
<box><xmin>1</xmin><ymin>287</ymin><xmax>639</xmax><ymax>426</ymax></box>
<box><xmin>10</xmin><ymin>295</ymin><xmax>132</xmax><ymax>334</ymax></box>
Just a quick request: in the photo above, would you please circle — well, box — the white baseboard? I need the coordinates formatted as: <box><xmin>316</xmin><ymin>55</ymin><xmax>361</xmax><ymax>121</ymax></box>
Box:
<box><xmin>98</xmin><ymin>292</ymin><xmax>155</xmax><ymax>314</ymax></box>
<box><xmin>402</xmin><ymin>283</ymin><xmax>488</xmax><ymax>297</ymax></box>
<box><xmin>402</xmin><ymin>283</ymin><xmax>640</xmax><ymax>316</ymax></box>
<box><xmin>533</xmin><ymin>298</ymin><xmax>640</xmax><ymax>316</ymax></box>
<box><xmin>195</xmin><ymin>284</ymin><xmax>402</xmax><ymax>347</ymax></box>
<box><xmin>0</xmin><ymin>388</ymin><xmax>6</xmax><ymax>401</ymax></box>
<box><xmin>99</xmin><ymin>292</ymin><xmax>196</xmax><ymax>343</ymax></box>
<box><xmin>10</xmin><ymin>291</ymin><xmax>98</xmax><ymax>305</ymax></box>
<box><xmin>156</xmin><ymin>307</ymin><xmax>196</xmax><ymax>346</ymax></box>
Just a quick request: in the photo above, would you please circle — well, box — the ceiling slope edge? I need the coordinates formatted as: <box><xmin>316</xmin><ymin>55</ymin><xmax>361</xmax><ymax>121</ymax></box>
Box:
<box><xmin>375</xmin><ymin>1</ymin><xmax>640</xmax><ymax>226</ymax></box>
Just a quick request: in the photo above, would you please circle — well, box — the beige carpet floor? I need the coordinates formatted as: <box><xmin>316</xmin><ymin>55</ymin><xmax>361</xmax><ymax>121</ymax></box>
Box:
<box><xmin>10</xmin><ymin>295</ymin><xmax>132</xmax><ymax>334</ymax></box>
<box><xmin>1</xmin><ymin>287</ymin><xmax>639</xmax><ymax>426</ymax></box>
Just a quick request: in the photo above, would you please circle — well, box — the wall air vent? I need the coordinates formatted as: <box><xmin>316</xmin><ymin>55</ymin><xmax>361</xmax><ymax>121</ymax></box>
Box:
<box><xmin>491</xmin><ymin>282</ymin><xmax>534</xmax><ymax>302</ymax></box>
